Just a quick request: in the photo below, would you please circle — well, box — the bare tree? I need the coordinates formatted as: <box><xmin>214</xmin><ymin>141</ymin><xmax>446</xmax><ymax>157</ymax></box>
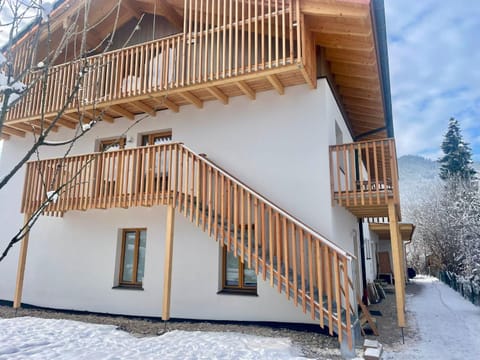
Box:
<box><xmin>0</xmin><ymin>0</ymin><xmax>150</xmax><ymax>261</ymax></box>
<box><xmin>405</xmin><ymin>177</ymin><xmax>480</xmax><ymax>277</ymax></box>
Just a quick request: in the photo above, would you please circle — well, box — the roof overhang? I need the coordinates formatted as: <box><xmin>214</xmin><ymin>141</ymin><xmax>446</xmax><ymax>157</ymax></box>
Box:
<box><xmin>303</xmin><ymin>0</ymin><xmax>393</xmax><ymax>141</ymax></box>
<box><xmin>369</xmin><ymin>223</ymin><xmax>415</xmax><ymax>242</ymax></box>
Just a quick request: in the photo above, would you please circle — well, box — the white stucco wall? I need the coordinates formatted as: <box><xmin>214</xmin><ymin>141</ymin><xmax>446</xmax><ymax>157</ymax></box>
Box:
<box><xmin>0</xmin><ymin>80</ymin><xmax>359</xmax><ymax>323</ymax></box>
<box><xmin>363</xmin><ymin>223</ymin><xmax>380</xmax><ymax>283</ymax></box>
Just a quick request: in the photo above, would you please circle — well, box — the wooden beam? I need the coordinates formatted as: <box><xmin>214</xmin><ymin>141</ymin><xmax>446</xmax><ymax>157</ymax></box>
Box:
<box><xmin>0</xmin><ymin>133</ymin><xmax>11</xmax><ymax>140</ymax></box>
<box><xmin>305</xmin><ymin>15</ymin><xmax>371</xmax><ymax>36</ymax></box>
<box><xmin>316</xmin><ymin>34</ymin><xmax>374</xmax><ymax>51</ymax></box>
<box><xmin>343</xmin><ymin>97</ymin><xmax>383</xmax><ymax>110</ymax></box>
<box><xmin>207</xmin><ymin>86</ymin><xmax>229</xmax><ymax>105</ymax></box>
<box><xmin>131</xmin><ymin>100</ymin><xmax>156</xmax><ymax>116</ymax></box>
<box><xmin>164</xmin><ymin>98</ymin><xmax>180</xmax><ymax>113</ymax></box>
<box><xmin>346</xmin><ymin>104</ymin><xmax>383</xmax><ymax>117</ymax></box>
<box><xmin>326</xmin><ymin>48</ymin><xmax>376</xmax><ymax>65</ymax></box>
<box><xmin>300</xmin><ymin>1</ymin><xmax>370</xmax><ymax>19</ymax></box>
<box><xmin>9</xmin><ymin>122</ymin><xmax>41</xmax><ymax>134</ymax></box>
<box><xmin>335</xmin><ymin>74</ymin><xmax>380</xmax><ymax>89</ymax></box>
<box><xmin>388</xmin><ymin>200</ymin><xmax>406</xmax><ymax>328</ymax></box>
<box><xmin>162</xmin><ymin>205</ymin><xmax>175</xmax><ymax>321</ymax></box>
<box><xmin>340</xmin><ymin>87</ymin><xmax>380</xmax><ymax>101</ymax></box>
<box><xmin>181</xmin><ymin>91</ymin><xmax>203</xmax><ymax>109</ymax></box>
<box><xmin>13</xmin><ymin>212</ymin><xmax>32</xmax><ymax>309</ymax></box>
<box><xmin>330</xmin><ymin>62</ymin><xmax>378</xmax><ymax>79</ymax></box>
<box><xmin>237</xmin><ymin>81</ymin><xmax>256</xmax><ymax>100</ymax></box>
<box><xmin>85</xmin><ymin>110</ymin><xmax>115</xmax><ymax>123</ymax></box>
<box><xmin>150</xmin><ymin>96</ymin><xmax>180</xmax><ymax>113</ymax></box>
<box><xmin>3</xmin><ymin>126</ymin><xmax>26</xmax><ymax>137</ymax></box>
<box><xmin>31</xmin><ymin>120</ymin><xmax>59</xmax><ymax>132</ymax></box>
<box><xmin>55</xmin><ymin>116</ymin><xmax>78</xmax><ymax>129</ymax></box>
<box><xmin>266</xmin><ymin>75</ymin><xmax>285</xmax><ymax>95</ymax></box>
<box><xmin>108</xmin><ymin>105</ymin><xmax>135</xmax><ymax>120</ymax></box>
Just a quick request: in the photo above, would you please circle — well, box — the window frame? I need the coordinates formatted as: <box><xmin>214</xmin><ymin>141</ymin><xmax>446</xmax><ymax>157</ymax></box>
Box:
<box><xmin>98</xmin><ymin>137</ymin><xmax>126</xmax><ymax>152</ymax></box>
<box><xmin>141</xmin><ymin>130</ymin><xmax>172</xmax><ymax>147</ymax></box>
<box><xmin>221</xmin><ymin>247</ymin><xmax>257</xmax><ymax>294</ymax></box>
<box><xmin>118</xmin><ymin>228</ymin><xmax>147</xmax><ymax>288</ymax></box>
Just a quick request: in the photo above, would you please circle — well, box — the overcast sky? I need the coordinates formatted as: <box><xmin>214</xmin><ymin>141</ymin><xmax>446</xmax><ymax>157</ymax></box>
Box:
<box><xmin>384</xmin><ymin>1</ymin><xmax>480</xmax><ymax>161</ymax></box>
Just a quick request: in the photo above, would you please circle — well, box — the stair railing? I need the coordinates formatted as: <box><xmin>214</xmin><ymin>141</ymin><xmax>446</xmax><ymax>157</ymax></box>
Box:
<box><xmin>21</xmin><ymin>141</ymin><xmax>356</xmax><ymax>347</ymax></box>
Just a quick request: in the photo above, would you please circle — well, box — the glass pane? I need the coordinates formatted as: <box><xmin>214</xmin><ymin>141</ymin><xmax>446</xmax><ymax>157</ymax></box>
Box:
<box><xmin>122</xmin><ymin>232</ymin><xmax>136</xmax><ymax>282</ymax></box>
<box><xmin>225</xmin><ymin>251</ymin><xmax>239</xmax><ymax>286</ymax></box>
<box><xmin>153</xmin><ymin>135</ymin><xmax>172</xmax><ymax>144</ymax></box>
<box><xmin>243</xmin><ymin>263</ymin><xmax>257</xmax><ymax>287</ymax></box>
<box><xmin>136</xmin><ymin>230</ymin><xmax>146</xmax><ymax>283</ymax></box>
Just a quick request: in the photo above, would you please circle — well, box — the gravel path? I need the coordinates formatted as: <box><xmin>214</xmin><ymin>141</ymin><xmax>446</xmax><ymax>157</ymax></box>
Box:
<box><xmin>0</xmin><ymin>305</ymin><xmax>342</xmax><ymax>359</ymax></box>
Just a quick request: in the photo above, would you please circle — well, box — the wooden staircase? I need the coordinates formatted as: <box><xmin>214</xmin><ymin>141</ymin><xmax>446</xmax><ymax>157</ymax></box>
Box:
<box><xmin>21</xmin><ymin>142</ymin><xmax>357</xmax><ymax>348</ymax></box>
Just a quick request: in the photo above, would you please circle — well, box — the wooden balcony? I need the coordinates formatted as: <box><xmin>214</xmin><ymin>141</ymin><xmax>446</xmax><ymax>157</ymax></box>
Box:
<box><xmin>329</xmin><ymin>138</ymin><xmax>400</xmax><ymax>218</ymax></box>
<box><xmin>4</xmin><ymin>0</ymin><xmax>312</xmax><ymax>134</ymax></box>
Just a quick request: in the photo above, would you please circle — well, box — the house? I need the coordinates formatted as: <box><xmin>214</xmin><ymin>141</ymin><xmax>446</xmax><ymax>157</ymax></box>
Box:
<box><xmin>0</xmin><ymin>0</ymin><xmax>406</xmax><ymax>353</ymax></box>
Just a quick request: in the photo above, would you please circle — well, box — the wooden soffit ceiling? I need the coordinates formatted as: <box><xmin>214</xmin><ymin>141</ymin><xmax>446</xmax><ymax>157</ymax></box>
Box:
<box><xmin>369</xmin><ymin>223</ymin><xmax>416</xmax><ymax>242</ymax></box>
<box><xmin>302</xmin><ymin>0</ymin><xmax>388</xmax><ymax>140</ymax></box>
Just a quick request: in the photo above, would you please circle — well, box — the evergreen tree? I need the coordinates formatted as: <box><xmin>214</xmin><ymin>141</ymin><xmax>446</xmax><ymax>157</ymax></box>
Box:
<box><xmin>438</xmin><ymin>118</ymin><xmax>476</xmax><ymax>181</ymax></box>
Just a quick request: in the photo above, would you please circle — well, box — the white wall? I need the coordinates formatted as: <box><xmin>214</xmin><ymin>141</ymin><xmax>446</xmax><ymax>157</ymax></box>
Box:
<box><xmin>363</xmin><ymin>223</ymin><xmax>380</xmax><ymax>283</ymax></box>
<box><xmin>0</xmin><ymin>80</ymin><xmax>359</xmax><ymax>323</ymax></box>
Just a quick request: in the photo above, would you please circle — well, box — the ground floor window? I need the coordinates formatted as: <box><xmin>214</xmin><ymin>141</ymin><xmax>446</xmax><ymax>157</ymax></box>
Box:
<box><xmin>222</xmin><ymin>247</ymin><xmax>257</xmax><ymax>294</ymax></box>
<box><xmin>119</xmin><ymin>228</ymin><xmax>146</xmax><ymax>287</ymax></box>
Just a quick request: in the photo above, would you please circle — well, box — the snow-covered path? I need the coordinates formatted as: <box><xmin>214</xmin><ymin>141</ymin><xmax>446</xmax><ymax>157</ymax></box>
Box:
<box><xmin>386</xmin><ymin>276</ymin><xmax>480</xmax><ymax>359</ymax></box>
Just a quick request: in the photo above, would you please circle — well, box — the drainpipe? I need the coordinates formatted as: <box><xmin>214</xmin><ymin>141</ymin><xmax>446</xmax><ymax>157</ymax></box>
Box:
<box><xmin>358</xmin><ymin>219</ymin><xmax>368</xmax><ymax>304</ymax></box>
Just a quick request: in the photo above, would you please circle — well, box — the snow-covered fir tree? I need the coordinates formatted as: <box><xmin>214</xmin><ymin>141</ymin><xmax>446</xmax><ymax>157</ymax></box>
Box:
<box><xmin>438</xmin><ymin>118</ymin><xmax>476</xmax><ymax>181</ymax></box>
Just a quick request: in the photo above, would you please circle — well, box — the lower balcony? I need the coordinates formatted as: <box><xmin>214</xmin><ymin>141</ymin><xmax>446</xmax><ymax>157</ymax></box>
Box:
<box><xmin>329</xmin><ymin>138</ymin><xmax>400</xmax><ymax>219</ymax></box>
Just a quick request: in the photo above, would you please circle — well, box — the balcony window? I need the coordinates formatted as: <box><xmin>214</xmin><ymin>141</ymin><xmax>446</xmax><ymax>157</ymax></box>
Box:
<box><xmin>119</xmin><ymin>228</ymin><xmax>147</xmax><ymax>288</ymax></box>
<box><xmin>141</xmin><ymin>131</ymin><xmax>172</xmax><ymax>146</ymax></box>
<box><xmin>98</xmin><ymin>137</ymin><xmax>126</xmax><ymax>152</ymax></box>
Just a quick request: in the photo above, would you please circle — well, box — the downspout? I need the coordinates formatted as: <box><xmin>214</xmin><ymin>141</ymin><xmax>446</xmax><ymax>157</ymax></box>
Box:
<box><xmin>371</xmin><ymin>0</ymin><xmax>394</xmax><ymax>138</ymax></box>
<box><xmin>358</xmin><ymin>219</ymin><xmax>368</xmax><ymax>304</ymax></box>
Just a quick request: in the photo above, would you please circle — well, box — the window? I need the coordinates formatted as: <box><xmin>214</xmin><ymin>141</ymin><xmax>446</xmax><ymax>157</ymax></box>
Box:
<box><xmin>222</xmin><ymin>247</ymin><xmax>257</xmax><ymax>294</ymax></box>
<box><xmin>138</xmin><ymin>131</ymin><xmax>172</xmax><ymax>193</ymax></box>
<box><xmin>141</xmin><ymin>131</ymin><xmax>172</xmax><ymax>146</ymax></box>
<box><xmin>119</xmin><ymin>229</ymin><xmax>146</xmax><ymax>288</ymax></box>
<box><xmin>99</xmin><ymin>137</ymin><xmax>126</xmax><ymax>152</ymax></box>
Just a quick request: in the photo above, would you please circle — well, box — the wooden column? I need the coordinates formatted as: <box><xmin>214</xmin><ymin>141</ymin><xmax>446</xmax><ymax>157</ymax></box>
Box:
<box><xmin>162</xmin><ymin>205</ymin><xmax>175</xmax><ymax>320</ymax></box>
<box><xmin>388</xmin><ymin>201</ymin><xmax>406</xmax><ymax>327</ymax></box>
<box><xmin>13</xmin><ymin>213</ymin><xmax>32</xmax><ymax>309</ymax></box>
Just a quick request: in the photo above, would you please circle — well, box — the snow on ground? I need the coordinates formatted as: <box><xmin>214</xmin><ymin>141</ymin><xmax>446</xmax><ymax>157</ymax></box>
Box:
<box><xmin>0</xmin><ymin>317</ymin><xmax>310</xmax><ymax>360</ymax></box>
<box><xmin>385</xmin><ymin>275</ymin><xmax>480</xmax><ymax>359</ymax></box>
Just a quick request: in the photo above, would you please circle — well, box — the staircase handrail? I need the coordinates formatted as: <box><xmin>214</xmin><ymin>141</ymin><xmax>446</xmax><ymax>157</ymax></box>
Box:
<box><xmin>181</xmin><ymin>143</ymin><xmax>355</xmax><ymax>260</ymax></box>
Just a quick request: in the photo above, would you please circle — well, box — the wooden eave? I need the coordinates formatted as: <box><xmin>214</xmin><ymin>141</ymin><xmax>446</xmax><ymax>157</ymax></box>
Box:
<box><xmin>369</xmin><ymin>223</ymin><xmax>415</xmax><ymax>242</ymax></box>
<box><xmin>303</xmin><ymin>0</ymin><xmax>389</xmax><ymax>141</ymax></box>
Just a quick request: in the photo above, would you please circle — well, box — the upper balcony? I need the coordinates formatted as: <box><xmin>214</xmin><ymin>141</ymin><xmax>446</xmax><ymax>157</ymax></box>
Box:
<box><xmin>3</xmin><ymin>0</ymin><xmax>312</xmax><ymax>135</ymax></box>
<box><xmin>329</xmin><ymin>138</ymin><xmax>400</xmax><ymax>219</ymax></box>
<box><xmin>3</xmin><ymin>0</ymin><xmax>391</xmax><ymax>144</ymax></box>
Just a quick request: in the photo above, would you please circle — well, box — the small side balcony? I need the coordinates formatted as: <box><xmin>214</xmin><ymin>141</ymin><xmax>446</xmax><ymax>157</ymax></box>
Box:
<box><xmin>329</xmin><ymin>138</ymin><xmax>400</xmax><ymax>218</ymax></box>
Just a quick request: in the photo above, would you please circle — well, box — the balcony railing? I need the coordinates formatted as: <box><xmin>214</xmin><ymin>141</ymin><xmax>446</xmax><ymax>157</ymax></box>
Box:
<box><xmin>329</xmin><ymin>138</ymin><xmax>399</xmax><ymax>217</ymax></box>
<box><xmin>7</xmin><ymin>0</ymin><xmax>305</xmax><ymax>123</ymax></box>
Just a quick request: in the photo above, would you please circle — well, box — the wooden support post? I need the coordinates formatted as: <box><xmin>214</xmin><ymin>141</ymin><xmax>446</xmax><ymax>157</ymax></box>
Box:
<box><xmin>162</xmin><ymin>205</ymin><xmax>175</xmax><ymax>321</ymax></box>
<box><xmin>388</xmin><ymin>201</ymin><xmax>406</xmax><ymax>327</ymax></box>
<box><xmin>13</xmin><ymin>213</ymin><xmax>32</xmax><ymax>309</ymax></box>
